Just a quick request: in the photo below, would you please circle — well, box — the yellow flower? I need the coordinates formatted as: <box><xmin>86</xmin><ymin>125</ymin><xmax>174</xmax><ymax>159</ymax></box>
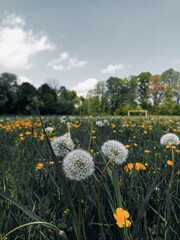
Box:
<box><xmin>135</xmin><ymin>162</ymin><xmax>146</xmax><ymax>170</ymax></box>
<box><xmin>48</xmin><ymin>161</ymin><xmax>55</xmax><ymax>165</ymax></box>
<box><xmin>143</xmin><ymin>131</ymin><xmax>148</xmax><ymax>134</ymax></box>
<box><xmin>133</xmin><ymin>143</ymin><xmax>138</xmax><ymax>147</ymax></box>
<box><xmin>36</xmin><ymin>163</ymin><xmax>44</xmax><ymax>170</ymax></box>
<box><xmin>25</xmin><ymin>131</ymin><xmax>31</xmax><ymax>135</ymax></box>
<box><xmin>111</xmin><ymin>123</ymin><xmax>116</xmax><ymax>128</ymax></box>
<box><xmin>125</xmin><ymin>144</ymin><xmax>130</xmax><ymax>149</ymax></box>
<box><xmin>167</xmin><ymin>160</ymin><xmax>174</xmax><ymax>166</ymax></box>
<box><xmin>166</xmin><ymin>145</ymin><xmax>171</xmax><ymax>149</ymax></box>
<box><xmin>144</xmin><ymin>150</ymin><xmax>150</xmax><ymax>154</ymax></box>
<box><xmin>124</xmin><ymin>163</ymin><xmax>134</xmax><ymax>172</ymax></box>
<box><xmin>114</xmin><ymin>208</ymin><xmax>131</xmax><ymax>228</ymax></box>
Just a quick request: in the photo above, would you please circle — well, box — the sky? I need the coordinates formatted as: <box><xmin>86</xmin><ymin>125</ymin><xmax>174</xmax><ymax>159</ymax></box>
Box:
<box><xmin>1</xmin><ymin>0</ymin><xmax>180</xmax><ymax>96</ymax></box>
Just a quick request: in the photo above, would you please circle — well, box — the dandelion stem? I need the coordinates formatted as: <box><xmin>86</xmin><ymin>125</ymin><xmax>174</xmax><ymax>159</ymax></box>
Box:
<box><xmin>165</xmin><ymin>147</ymin><xmax>175</xmax><ymax>240</ymax></box>
<box><xmin>97</xmin><ymin>159</ymin><xmax>111</xmax><ymax>233</ymax></box>
<box><xmin>78</xmin><ymin>182</ymin><xmax>82</xmax><ymax>240</ymax></box>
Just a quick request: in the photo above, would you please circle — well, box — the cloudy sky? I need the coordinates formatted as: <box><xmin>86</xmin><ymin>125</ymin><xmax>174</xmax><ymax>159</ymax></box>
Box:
<box><xmin>1</xmin><ymin>0</ymin><xmax>180</xmax><ymax>95</ymax></box>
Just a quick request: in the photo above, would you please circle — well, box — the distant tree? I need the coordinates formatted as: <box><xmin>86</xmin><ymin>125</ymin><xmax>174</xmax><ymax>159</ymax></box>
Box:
<box><xmin>0</xmin><ymin>72</ymin><xmax>18</xmax><ymax>114</ymax></box>
<box><xmin>45</xmin><ymin>77</ymin><xmax>60</xmax><ymax>92</ymax></box>
<box><xmin>87</xmin><ymin>96</ymin><xmax>101</xmax><ymax>115</ymax></box>
<box><xmin>37</xmin><ymin>84</ymin><xmax>57</xmax><ymax>114</ymax></box>
<box><xmin>15</xmin><ymin>82</ymin><xmax>37</xmax><ymax>114</ymax></box>
<box><xmin>57</xmin><ymin>86</ymin><xmax>78</xmax><ymax>115</ymax></box>
<box><xmin>78</xmin><ymin>96</ymin><xmax>89</xmax><ymax>115</ymax></box>
<box><xmin>160</xmin><ymin>86</ymin><xmax>176</xmax><ymax>115</ymax></box>
<box><xmin>149</xmin><ymin>75</ymin><xmax>165</xmax><ymax>106</ymax></box>
<box><xmin>106</xmin><ymin>76</ymin><xmax>138</xmax><ymax>114</ymax></box>
<box><xmin>87</xmin><ymin>81</ymin><xmax>110</xmax><ymax>114</ymax></box>
<box><xmin>161</xmin><ymin>68</ymin><xmax>180</xmax><ymax>104</ymax></box>
<box><xmin>137</xmin><ymin>72</ymin><xmax>151</xmax><ymax>109</ymax></box>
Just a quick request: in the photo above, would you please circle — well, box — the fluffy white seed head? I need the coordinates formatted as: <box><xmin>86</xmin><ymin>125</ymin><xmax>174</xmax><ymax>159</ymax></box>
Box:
<box><xmin>101</xmin><ymin>140</ymin><xmax>128</xmax><ymax>165</ymax></box>
<box><xmin>160</xmin><ymin>133</ymin><xmax>179</xmax><ymax>146</ymax></box>
<box><xmin>45</xmin><ymin>127</ymin><xmax>54</xmax><ymax>133</ymax></box>
<box><xmin>62</xmin><ymin>149</ymin><xmax>95</xmax><ymax>181</ymax></box>
<box><xmin>51</xmin><ymin>133</ymin><xmax>75</xmax><ymax>157</ymax></box>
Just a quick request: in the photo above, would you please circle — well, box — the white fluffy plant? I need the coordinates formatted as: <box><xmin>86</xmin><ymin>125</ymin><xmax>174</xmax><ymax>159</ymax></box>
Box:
<box><xmin>101</xmin><ymin>140</ymin><xmax>128</xmax><ymax>165</ymax></box>
<box><xmin>160</xmin><ymin>133</ymin><xmax>179</xmax><ymax>146</ymax></box>
<box><xmin>51</xmin><ymin>133</ymin><xmax>75</xmax><ymax>157</ymax></box>
<box><xmin>62</xmin><ymin>149</ymin><xmax>95</xmax><ymax>181</ymax></box>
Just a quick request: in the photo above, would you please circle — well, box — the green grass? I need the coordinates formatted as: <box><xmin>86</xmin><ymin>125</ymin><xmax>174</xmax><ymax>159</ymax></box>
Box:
<box><xmin>0</xmin><ymin>115</ymin><xmax>179</xmax><ymax>239</ymax></box>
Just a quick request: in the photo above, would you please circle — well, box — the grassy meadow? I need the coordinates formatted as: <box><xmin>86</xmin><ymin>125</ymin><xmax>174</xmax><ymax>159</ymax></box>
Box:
<box><xmin>0</xmin><ymin>115</ymin><xmax>179</xmax><ymax>240</ymax></box>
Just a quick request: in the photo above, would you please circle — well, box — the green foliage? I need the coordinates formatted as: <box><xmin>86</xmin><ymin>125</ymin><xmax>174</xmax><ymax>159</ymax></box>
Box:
<box><xmin>0</xmin><ymin>68</ymin><xmax>179</xmax><ymax>116</ymax></box>
<box><xmin>0</xmin><ymin>115</ymin><xmax>179</xmax><ymax>239</ymax></box>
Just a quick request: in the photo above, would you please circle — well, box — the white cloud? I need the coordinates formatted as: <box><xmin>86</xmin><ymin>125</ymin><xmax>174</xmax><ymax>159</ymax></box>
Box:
<box><xmin>0</xmin><ymin>14</ymin><xmax>55</xmax><ymax>69</ymax></box>
<box><xmin>47</xmin><ymin>52</ymin><xmax>87</xmax><ymax>70</ymax></box>
<box><xmin>101</xmin><ymin>63</ymin><xmax>132</xmax><ymax>74</ymax></box>
<box><xmin>71</xmin><ymin>78</ymin><xmax>98</xmax><ymax>96</ymax></box>
<box><xmin>18</xmin><ymin>75</ymin><xmax>32</xmax><ymax>84</ymax></box>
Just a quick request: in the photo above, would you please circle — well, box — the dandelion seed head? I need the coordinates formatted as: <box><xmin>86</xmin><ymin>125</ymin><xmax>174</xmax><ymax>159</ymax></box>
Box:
<box><xmin>62</xmin><ymin>149</ymin><xmax>95</xmax><ymax>181</ymax></box>
<box><xmin>160</xmin><ymin>133</ymin><xmax>179</xmax><ymax>146</ymax></box>
<box><xmin>45</xmin><ymin>127</ymin><xmax>54</xmax><ymax>133</ymax></box>
<box><xmin>51</xmin><ymin>133</ymin><xmax>74</xmax><ymax>157</ymax></box>
<box><xmin>101</xmin><ymin>140</ymin><xmax>128</xmax><ymax>165</ymax></box>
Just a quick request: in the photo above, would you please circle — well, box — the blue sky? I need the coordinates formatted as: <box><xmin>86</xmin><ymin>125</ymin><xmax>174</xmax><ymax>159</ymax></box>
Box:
<box><xmin>0</xmin><ymin>0</ymin><xmax>180</xmax><ymax>95</ymax></box>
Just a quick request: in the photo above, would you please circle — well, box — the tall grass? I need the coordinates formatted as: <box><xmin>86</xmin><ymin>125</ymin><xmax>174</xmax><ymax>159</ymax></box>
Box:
<box><xmin>0</xmin><ymin>115</ymin><xmax>179</xmax><ymax>239</ymax></box>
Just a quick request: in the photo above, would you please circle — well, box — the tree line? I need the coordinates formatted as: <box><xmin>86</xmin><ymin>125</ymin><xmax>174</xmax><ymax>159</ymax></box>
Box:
<box><xmin>0</xmin><ymin>68</ymin><xmax>180</xmax><ymax>116</ymax></box>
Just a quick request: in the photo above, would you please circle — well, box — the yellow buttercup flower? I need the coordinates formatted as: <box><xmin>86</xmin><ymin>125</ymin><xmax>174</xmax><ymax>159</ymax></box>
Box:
<box><xmin>167</xmin><ymin>160</ymin><xmax>174</xmax><ymax>166</ymax></box>
<box><xmin>124</xmin><ymin>163</ymin><xmax>134</xmax><ymax>172</ymax></box>
<box><xmin>36</xmin><ymin>163</ymin><xmax>44</xmax><ymax>170</ymax></box>
<box><xmin>114</xmin><ymin>208</ymin><xmax>131</xmax><ymax>228</ymax></box>
<box><xmin>135</xmin><ymin>162</ymin><xmax>146</xmax><ymax>170</ymax></box>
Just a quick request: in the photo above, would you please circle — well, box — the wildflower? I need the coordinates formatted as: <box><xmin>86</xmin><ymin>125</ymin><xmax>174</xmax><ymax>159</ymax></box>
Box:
<box><xmin>95</xmin><ymin>119</ymin><xmax>109</xmax><ymax>127</ymax></box>
<box><xmin>72</xmin><ymin>121</ymin><xmax>81</xmax><ymax>128</ymax></box>
<box><xmin>45</xmin><ymin>127</ymin><xmax>54</xmax><ymax>133</ymax></box>
<box><xmin>167</xmin><ymin>160</ymin><xmax>174</xmax><ymax>166</ymax></box>
<box><xmin>101</xmin><ymin>140</ymin><xmax>128</xmax><ymax>165</ymax></box>
<box><xmin>25</xmin><ymin>131</ymin><xmax>31</xmax><ymax>135</ymax></box>
<box><xmin>135</xmin><ymin>162</ymin><xmax>146</xmax><ymax>170</ymax></box>
<box><xmin>60</xmin><ymin>116</ymin><xmax>67</xmax><ymax>123</ymax></box>
<box><xmin>125</xmin><ymin>144</ymin><xmax>130</xmax><ymax>149</ymax></box>
<box><xmin>114</xmin><ymin>208</ymin><xmax>131</xmax><ymax>228</ymax></box>
<box><xmin>95</xmin><ymin>120</ymin><xmax>104</xmax><ymax>127</ymax></box>
<box><xmin>36</xmin><ymin>163</ymin><xmax>44</xmax><ymax>170</ymax></box>
<box><xmin>160</xmin><ymin>133</ymin><xmax>179</xmax><ymax>146</ymax></box>
<box><xmin>124</xmin><ymin>163</ymin><xmax>134</xmax><ymax>172</ymax></box>
<box><xmin>62</xmin><ymin>149</ymin><xmax>94</xmax><ymax>181</ymax></box>
<box><xmin>51</xmin><ymin>133</ymin><xmax>75</xmax><ymax>157</ymax></box>
<box><xmin>144</xmin><ymin>150</ymin><xmax>150</xmax><ymax>154</ymax></box>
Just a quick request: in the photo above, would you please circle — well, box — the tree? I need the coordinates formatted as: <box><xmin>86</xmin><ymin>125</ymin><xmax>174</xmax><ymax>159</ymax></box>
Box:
<box><xmin>37</xmin><ymin>84</ymin><xmax>57</xmax><ymax>114</ymax></box>
<box><xmin>137</xmin><ymin>72</ymin><xmax>151</xmax><ymax>109</ymax></box>
<box><xmin>0</xmin><ymin>73</ymin><xmax>18</xmax><ymax>114</ymax></box>
<box><xmin>161</xmin><ymin>68</ymin><xmax>180</xmax><ymax>104</ymax></box>
<box><xmin>57</xmin><ymin>86</ymin><xmax>78</xmax><ymax>115</ymax></box>
<box><xmin>149</xmin><ymin>75</ymin><xmax>165</xmax><ymax>106</ymax></box>
<box><xmin>15</xmin><ymin>82</ymin><xmax>37</xmax><ymax>114</ymax></box>
<box><xmin>106</xmin><ymin>76</ymin><xmax>138</xmax><ymax>114</ymax></box>
<box><xmin>160</xmin><ymin>86</ymin><xmax>176</xmax><ymax>115</ymax></box>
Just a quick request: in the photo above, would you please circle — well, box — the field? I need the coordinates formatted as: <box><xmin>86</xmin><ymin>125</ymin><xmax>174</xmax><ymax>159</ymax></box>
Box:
<box><xmin>0</xmin><ymin>115</ymin><xmax>179</xmax><ymax>240</ymax></box>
